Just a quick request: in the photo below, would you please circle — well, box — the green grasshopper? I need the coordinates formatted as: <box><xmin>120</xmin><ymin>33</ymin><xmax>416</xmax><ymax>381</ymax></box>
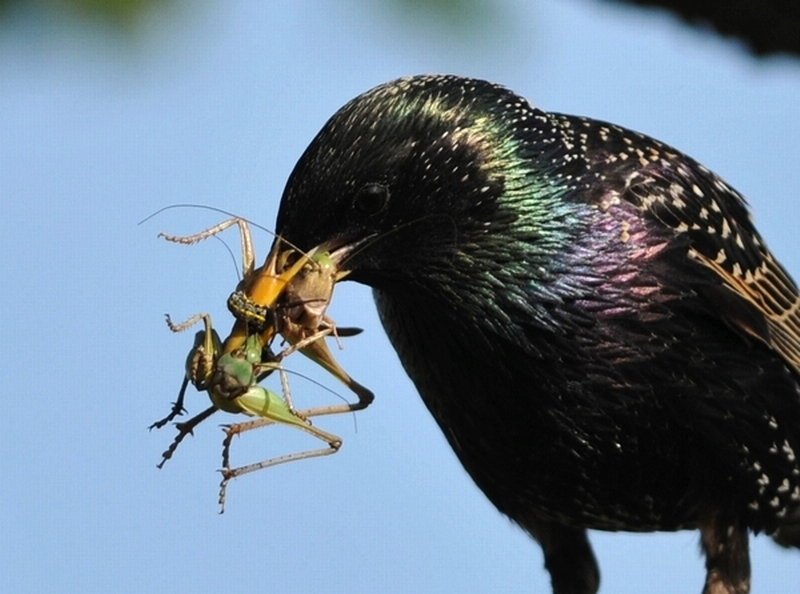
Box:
<box><xmin>152</xmin><ymin>218</ymin><xmax>373</xmax><ymax>509</ymax></box>
<box><xmin>151</xmin><ymin>312</ymin><xmax>345</xmax><ymax>510</ymax></box>
<box><xmin>158</xmin><ymin>217</ymin><xmax>372</xmax><ymax>404</ymax></box>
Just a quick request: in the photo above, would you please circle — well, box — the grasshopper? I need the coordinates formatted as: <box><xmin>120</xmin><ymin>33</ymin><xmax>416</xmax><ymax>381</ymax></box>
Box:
<box><xmin>151</xmin><ymin>218</ymin><xmax>373</xmax><ymax>509</ymax></box>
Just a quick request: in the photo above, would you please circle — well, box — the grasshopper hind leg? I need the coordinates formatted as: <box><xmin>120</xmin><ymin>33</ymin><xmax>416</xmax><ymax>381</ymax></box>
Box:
<box><xmin>217</xmin><ymin>415</ymin><xmax>342</xmax><ymax>512</ymax></box>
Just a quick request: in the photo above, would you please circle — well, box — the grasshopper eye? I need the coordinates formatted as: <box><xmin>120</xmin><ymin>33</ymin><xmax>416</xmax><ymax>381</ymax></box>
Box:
<box><xmin>353</xmin><ymin>183</ymin><xmax>389</xmax><ymax>215</ymax></box>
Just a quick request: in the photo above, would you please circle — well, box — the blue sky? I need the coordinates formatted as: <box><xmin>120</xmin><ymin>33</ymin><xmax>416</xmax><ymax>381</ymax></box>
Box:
<box><xmin>1</xmin><ymin>1</ymin><xmax>799</xmax><ymax>592</ymax></box>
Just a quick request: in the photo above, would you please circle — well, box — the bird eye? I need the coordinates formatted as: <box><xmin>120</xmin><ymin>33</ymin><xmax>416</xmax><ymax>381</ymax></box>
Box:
<box><xmin>354</xmin><ymin>184</ymin><xmax>389</xmax><ymax>215</ymax></box>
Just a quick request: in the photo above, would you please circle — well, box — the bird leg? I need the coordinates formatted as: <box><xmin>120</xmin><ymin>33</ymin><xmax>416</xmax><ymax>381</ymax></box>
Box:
<box><xmin>700</xmin><ymin>512</ymin><xmax>750</xmax><ymax>594</ymax></box>
<box><xmin>517</xmin><ymin>515</ymin><xmax>600</xmax><ymax>594</ymax></box>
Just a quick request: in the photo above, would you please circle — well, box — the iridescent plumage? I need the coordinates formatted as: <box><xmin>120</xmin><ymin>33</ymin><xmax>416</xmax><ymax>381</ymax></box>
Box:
<box><xmin>274</xmin><ymin>75</ymin><xmax>800</xmax><ymax>594</ymax></box>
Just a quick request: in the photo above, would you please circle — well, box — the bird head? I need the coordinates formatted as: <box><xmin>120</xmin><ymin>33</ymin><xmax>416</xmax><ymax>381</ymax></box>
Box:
<box><xmin>274</xmin><ymin>75</ymin><xmax>570</xmax><ymax>292</ymax></box>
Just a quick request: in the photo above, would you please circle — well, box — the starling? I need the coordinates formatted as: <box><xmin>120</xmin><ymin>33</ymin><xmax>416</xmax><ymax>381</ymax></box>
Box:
<box><xmin>272</xmin><ymin>75</ymin><xmax>800</xmax><ymax>594</ymax></box>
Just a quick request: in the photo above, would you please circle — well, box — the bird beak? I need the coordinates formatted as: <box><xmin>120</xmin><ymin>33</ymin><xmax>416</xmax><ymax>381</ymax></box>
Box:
<box><xmin>305</xmin><ymin>232</ymin><xmax>377</xmax><ymax>280</ymax></box>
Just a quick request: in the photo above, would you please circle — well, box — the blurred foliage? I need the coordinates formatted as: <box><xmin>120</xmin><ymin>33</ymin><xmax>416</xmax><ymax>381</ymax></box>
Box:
<box><xmin>0</xmin><ymin>0</ymin><xmax>797</xmax><ymax>59</ymax></box>
<box><xmin>612</xmin><ymin>0</ymin><xmax>800</xmax><ymax>57</ymax></box>
<box><xmin>0</xmin><ymin>0</ymin><xmax>175</xmax><ymax>30</ymax></box>
<box><xmin>362</xmin><ymin>0</ymin><xmax>516</xmax><ymax>49</ymax></box>
<box><xmin>0</xmin><ymin>0</ymin><xmax>500</xmax><ymax>29</ymax></box>
<box><xmin>388</xmin><ymin>0</ymin><xmax>502</xmax><ymax>29</ymax></box>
